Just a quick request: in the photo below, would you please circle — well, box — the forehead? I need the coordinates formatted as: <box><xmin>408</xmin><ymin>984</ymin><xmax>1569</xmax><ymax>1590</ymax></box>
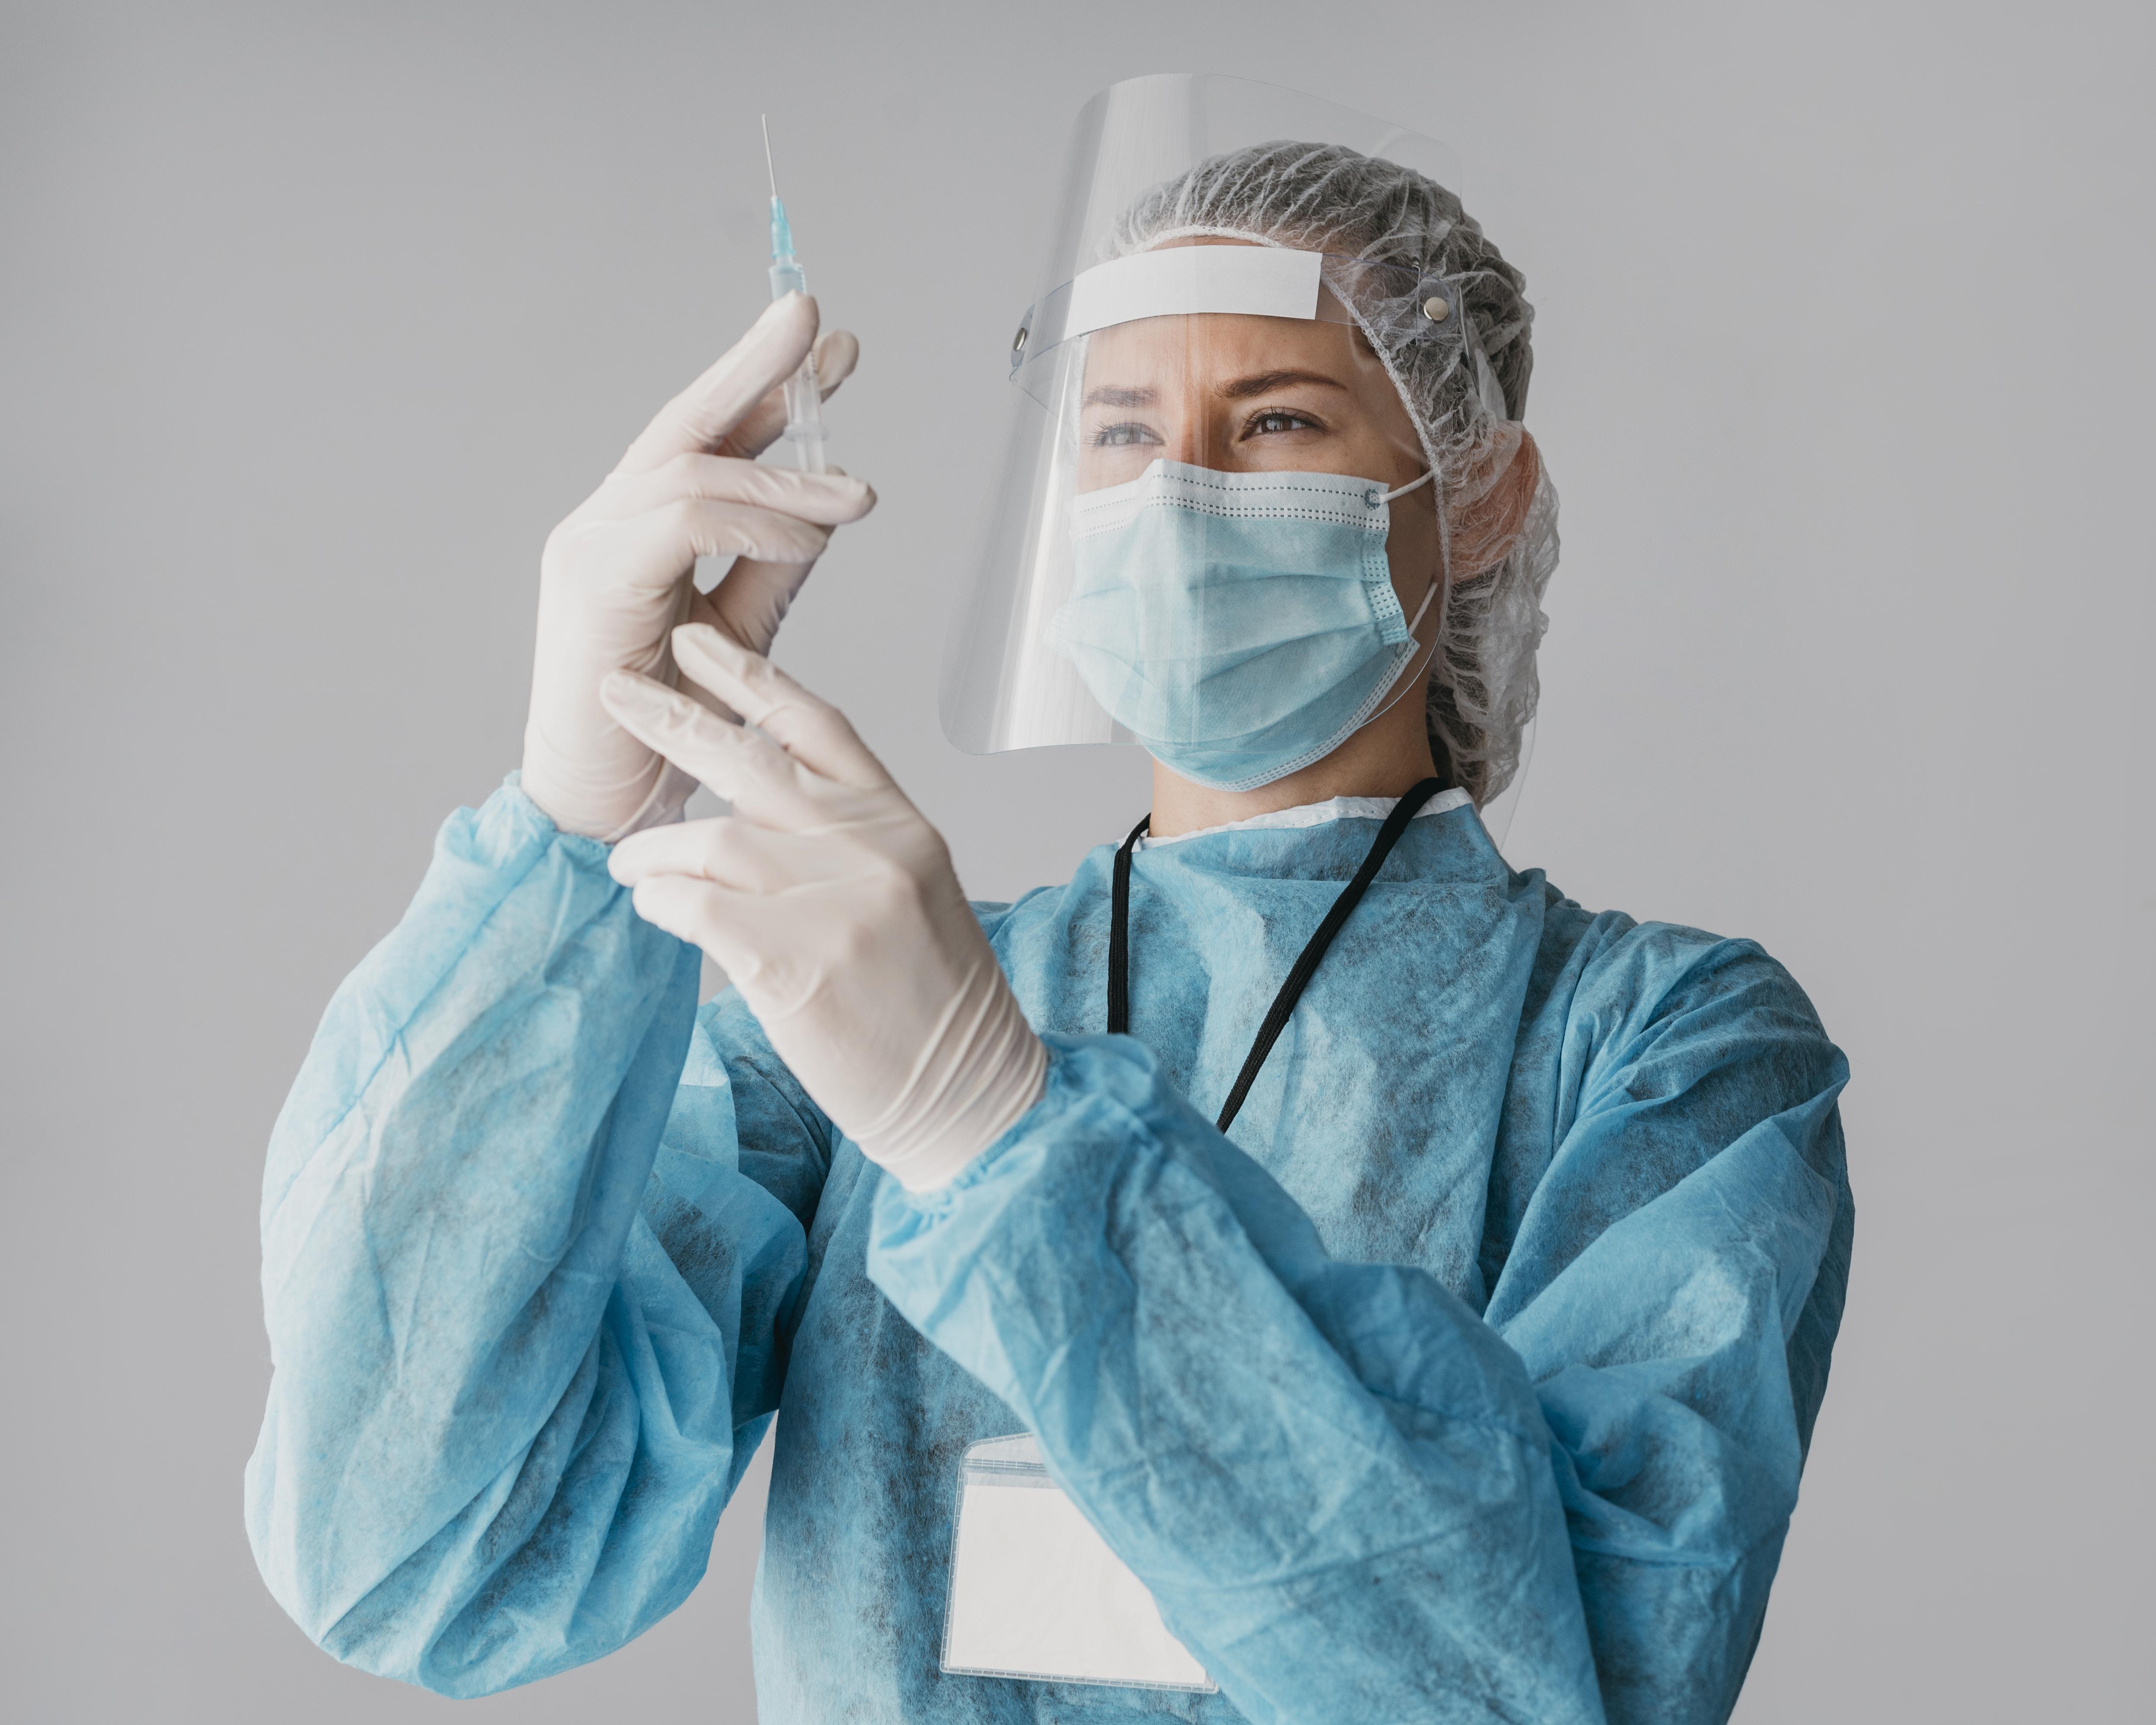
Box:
<box><xmin>1080</xmin><ymin>306</ymin><xmax>1367</xmax><ymax>381</ymax></box>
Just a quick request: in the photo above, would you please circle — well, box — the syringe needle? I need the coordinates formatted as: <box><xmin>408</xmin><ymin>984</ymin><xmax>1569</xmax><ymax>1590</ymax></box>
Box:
<box><xmin>761</xmin><ymin>114</ymin><xmax>778</xmax><ymax>200</ymax></box>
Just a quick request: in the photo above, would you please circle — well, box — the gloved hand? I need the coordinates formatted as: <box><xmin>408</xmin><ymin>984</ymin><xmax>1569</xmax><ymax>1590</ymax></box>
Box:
<box><xmin>522</xmin><ymin>293</ymin><xmax>877</xmax><ymax>841</ymax></box>
<box><xmin>601</xmin><ymin>625</ymin><xmax>1047</xmax><ymax>1191</ymax></box>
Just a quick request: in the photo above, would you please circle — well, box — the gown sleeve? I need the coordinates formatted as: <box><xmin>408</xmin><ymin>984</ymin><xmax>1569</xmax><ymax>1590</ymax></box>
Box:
<box><xmin>867</xmin><ymin>928</ymin><xmax>1850</xmax><ymax>1725</ymax></box>
<box><xmin>245</xmin><ymin>781</ymin><xmax>829</xmax><ymax>1697</ymax></box>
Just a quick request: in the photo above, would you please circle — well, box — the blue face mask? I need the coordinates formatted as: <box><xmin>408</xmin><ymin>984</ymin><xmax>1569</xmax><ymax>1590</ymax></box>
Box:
<box><xmin>1046</xmin><ymin>459</ymin><xmax>1438</xmax><ymax>792</ymax></box>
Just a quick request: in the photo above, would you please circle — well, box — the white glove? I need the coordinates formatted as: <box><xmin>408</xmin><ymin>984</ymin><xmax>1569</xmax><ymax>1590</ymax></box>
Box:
<box><xmin>601</xmin><ymin>625</ymin><xmax>1047</xmax><ymax>1191</ymax></box>
<box><xmin>522</xmin><ymin>293</ymin><xmax>876</xmax><ymax>841</ymax></box>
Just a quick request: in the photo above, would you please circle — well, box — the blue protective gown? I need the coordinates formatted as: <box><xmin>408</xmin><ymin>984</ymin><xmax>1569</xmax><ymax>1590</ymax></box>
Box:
<box><xmin>247</xmin><ymin>781</ymin><xmax>1851</xmax><ymax>1724</ymax></box>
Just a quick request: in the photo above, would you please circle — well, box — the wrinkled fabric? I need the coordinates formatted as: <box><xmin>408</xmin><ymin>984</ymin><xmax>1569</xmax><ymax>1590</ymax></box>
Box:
<box><xmin>248</xmin><ymin>778</ymin><xmax>1851</xmax><ymax>1722</ymax></box>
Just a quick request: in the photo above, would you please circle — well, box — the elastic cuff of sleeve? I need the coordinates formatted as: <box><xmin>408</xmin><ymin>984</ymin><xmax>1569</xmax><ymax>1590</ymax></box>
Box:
<box><xmin>494</xmin><ymin>773</ymin><xmax>618</xmax><ymax>872</ymax></box>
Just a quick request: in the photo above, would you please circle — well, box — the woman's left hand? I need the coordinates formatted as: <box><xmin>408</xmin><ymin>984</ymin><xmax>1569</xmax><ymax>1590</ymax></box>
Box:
<box><xmin>602</xmin><ymin>624</ymin><xmax>1045</xmax><ymax>1191</ymax></box>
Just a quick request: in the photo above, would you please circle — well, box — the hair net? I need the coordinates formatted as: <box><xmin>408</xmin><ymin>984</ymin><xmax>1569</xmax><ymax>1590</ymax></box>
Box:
<box><xmin>1107</xmin><ymin>143</ymin><xmax>1558</xmax><ymax>806</ymax></box>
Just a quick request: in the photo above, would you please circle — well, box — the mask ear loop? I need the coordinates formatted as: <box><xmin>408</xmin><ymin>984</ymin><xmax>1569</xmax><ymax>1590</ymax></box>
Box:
<box><xmin>1360</xmin><ymin>467</ymin><xmax>1447</xmax><ymax>733</ymax></box>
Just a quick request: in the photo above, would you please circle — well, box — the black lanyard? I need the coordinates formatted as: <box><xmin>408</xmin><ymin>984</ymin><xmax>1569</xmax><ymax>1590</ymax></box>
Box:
<box><xmin>1108</xmin><ymin>778</ymin><xmax>1446</xmax><ymax>1133</ymax></box>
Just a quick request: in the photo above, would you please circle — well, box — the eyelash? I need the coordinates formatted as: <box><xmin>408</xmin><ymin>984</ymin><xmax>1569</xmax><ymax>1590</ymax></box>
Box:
<box><xmin>1087</xmin><ymin>408</ymin><xmax>1324</xmax><ymax>447</ymax></box>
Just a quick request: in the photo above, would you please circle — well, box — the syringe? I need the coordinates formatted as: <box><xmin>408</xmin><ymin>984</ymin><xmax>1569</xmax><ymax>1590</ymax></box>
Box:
<box><xmin>761</xmin><ymin>115</ymin><xmax>826</xmax><ymax>474</ymax></box>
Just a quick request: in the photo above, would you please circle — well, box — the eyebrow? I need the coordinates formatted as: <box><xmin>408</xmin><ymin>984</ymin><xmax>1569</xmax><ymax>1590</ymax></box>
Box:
<box><xmin>1082</xmin><ymin>370</ymin><xmax>1348</xmax><ymax>410</ymax></box>
<box><xmin>1218</xmin><ymin>369</ymin><xmax>1349</xmax><ymax>399</ymax></box>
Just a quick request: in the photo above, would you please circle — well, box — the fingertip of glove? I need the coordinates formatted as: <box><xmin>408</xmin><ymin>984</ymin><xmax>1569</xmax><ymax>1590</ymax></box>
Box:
<box><xmin>759</xmin><ymin>290</ymin><xmax>819</xmax><ymax>335</ymax></box>
<box><xmin>813</xmin><ymin>327</ymin><xmax>859</xmax><ymax>375</ymax></box>
<box><xmin>772</xmin><ymin>465</ymin><xmax>873</xmax><ymax>507</ymax></box>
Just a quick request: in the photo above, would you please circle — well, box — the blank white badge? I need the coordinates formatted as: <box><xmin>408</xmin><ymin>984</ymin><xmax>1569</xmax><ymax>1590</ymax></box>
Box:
<box><xmin>941</xmin><ymin>1432</ymin><xmax>1216</xmax><ymax>1693</ymax></box>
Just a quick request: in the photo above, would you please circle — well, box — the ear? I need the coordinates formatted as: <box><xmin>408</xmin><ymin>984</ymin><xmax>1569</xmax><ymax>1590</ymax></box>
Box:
<box><xmin>1446</xmin><ymin>425</ymin><xmax>1542</xmax><ymax>578</ymax></box>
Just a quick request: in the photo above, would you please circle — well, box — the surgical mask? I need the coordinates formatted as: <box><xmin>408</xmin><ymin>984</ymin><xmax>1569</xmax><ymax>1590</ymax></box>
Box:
<box><xmin>1045</xmin><ymin>459</ymin><xmax>1438</xmax><ymax>792</ymax></box>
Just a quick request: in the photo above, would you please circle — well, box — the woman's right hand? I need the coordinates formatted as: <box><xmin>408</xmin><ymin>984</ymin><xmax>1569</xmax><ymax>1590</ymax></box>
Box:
<box><xmin>520</xmin><ymin>292</ymin><xmax>875</xmax><ymax>841</ymax></box>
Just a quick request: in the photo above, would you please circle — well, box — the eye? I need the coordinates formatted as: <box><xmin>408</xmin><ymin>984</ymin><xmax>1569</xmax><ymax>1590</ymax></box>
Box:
<box><xmin>1090</xmin><ymin>420</ymin><xmax>1164</xmax><ymax>448</ymax></box>
<box><xmin>1245</xmin><ymin>409</ymin><xmax>1322</xmax><ymax>437</ymax></box>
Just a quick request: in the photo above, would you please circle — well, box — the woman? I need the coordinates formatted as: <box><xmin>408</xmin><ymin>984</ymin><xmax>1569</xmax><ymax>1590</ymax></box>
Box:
<box><xmin>247</xmin><ymin>89</ymin><xmax>1851</xmax><ymax>1725</ymax></box>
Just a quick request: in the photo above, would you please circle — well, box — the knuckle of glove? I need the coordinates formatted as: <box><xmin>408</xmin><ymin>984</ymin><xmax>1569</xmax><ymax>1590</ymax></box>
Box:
<box><xmin>541</xmin><ymin>517</ymin><xmax>601</xmax><ymax>580</ymax></box>
<box><xmin>853</xmin><ymin>850</ymin><xmax>931</xmax><ymax>929</ymax></box>
<box><xmin>873</xmin><ymin>812</ymin><xmax>949</xmax><ymax>878</ymax></box>
<box><xmin>658</xmin><ymin>450</ymin><xmax>710</xmax><ymax>496</ymax></box>
<box><xmin>701</xmin><ymin>818</ymin><xmax>760</xmax><ymax>883</ymax></box>
<box><xmin>658</xmin><ymin>496</ymin><xmax>704</xmax><ymax>542</ymax></box>
<box><xmin>822</xmin><ymin>902</ymin><xmax>893</xmax><ymax>978</ymax></box>
<box><xmin>738</xmin><ymin>947</ymin><xmax>819</xmax><ymax>1021</ymax></box>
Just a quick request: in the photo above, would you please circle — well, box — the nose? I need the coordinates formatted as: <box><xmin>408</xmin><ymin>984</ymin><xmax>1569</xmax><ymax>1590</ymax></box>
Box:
<box><xmin>1159</xmin><ymin>391</ymin><xmax>1216</xmax><ymax>469</ymax></box>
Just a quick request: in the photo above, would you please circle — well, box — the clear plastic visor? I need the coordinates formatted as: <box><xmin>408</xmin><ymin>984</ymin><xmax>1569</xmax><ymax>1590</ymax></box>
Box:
<box><xmin>944</xmin><ymin>248</ymin><xmax>1453</xmax><ymax>772</ymax></box>
<box><xmin>942</xmin><ymin>75</ymin><xmax>1468</xmax><ymax>786</ymax></box>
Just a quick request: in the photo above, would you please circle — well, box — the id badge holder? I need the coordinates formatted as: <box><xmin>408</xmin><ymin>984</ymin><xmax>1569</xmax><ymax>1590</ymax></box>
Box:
<box><xmin>941</xmin><ymin>1432</ymin><xmax>1216</xmax><ymax>1693</ymax></box>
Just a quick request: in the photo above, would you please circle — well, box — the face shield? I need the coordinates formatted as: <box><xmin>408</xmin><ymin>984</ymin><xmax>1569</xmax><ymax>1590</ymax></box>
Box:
<box><xmin>940</xmin><ymin>75</ymin><xmax>1503</xmax><ymax>804</ymax></box>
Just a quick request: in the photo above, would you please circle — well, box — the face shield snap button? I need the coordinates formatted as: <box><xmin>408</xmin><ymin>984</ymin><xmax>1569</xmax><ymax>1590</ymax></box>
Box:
<box><xmin>1422</xmin><ymin>295</ymin><xmax>1450</xmax><ymax>322</ymax></box>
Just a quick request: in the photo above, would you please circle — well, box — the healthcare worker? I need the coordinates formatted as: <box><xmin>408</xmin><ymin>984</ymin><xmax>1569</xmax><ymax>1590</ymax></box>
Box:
<box><xmin>248</xmin><ymin>75</ymin><xmax>1851</xmax><ymax>1725</ymax></box>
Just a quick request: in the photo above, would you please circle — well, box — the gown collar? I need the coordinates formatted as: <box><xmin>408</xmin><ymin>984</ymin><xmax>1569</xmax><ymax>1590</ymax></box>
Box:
<box><xmin>1134</xmin><ymin>787</ymin><xmax>1474</xmax><ymax>852</ymax></box>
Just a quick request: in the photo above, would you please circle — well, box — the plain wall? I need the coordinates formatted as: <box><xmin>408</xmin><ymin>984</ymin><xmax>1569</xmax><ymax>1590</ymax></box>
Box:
<box><xmin>3</xmin><ymin>2</ymin><xmax>2150</xmax><ymax>1719</ymax></box>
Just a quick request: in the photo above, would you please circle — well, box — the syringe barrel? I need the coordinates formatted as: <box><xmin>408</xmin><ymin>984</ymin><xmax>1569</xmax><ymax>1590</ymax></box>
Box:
<box><xmin>765</xmin><ymin>212</ymin><xmax>818</xmax><ymax>468</ymax></box>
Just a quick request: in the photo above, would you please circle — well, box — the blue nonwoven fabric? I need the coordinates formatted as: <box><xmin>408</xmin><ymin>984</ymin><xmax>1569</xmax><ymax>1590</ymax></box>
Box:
<box><xmin>248</xmin><ymin>780</ymin><xmax>1851</xmax><ymax>1723</ymax></box>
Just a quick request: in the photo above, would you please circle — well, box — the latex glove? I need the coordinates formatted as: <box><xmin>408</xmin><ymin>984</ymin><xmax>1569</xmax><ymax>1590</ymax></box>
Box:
<box><xmin>522</xmin><ymin>294</ymin><xmax>876</xmax><ymax>841</ymax></box>
<box><xmin>601</xmin><ymin>625</ymin><xmax>1046</xmax><ymax>1191</ymax></box>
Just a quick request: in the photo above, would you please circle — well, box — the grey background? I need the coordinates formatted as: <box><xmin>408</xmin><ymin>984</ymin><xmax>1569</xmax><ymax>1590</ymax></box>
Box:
<box><xmin>3</xmin><ymin>2</ymin><xmax>2149</xmax><ymax>1719</ymax></box>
